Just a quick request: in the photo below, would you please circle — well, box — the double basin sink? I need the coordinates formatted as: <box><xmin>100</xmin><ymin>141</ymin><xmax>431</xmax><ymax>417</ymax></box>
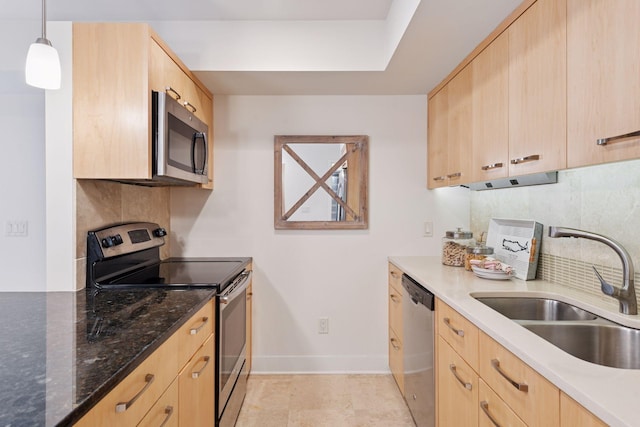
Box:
<box><xmin>474</xmin><ymin>296</ymin><xmax>640</xmax><ymax>369</ymax></box>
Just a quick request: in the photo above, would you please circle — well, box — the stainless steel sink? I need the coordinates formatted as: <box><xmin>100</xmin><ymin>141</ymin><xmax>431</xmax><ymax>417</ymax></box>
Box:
<box><xmin>523</xmin><ymin>323</ymin><xmax>640</xmax><ymax>369</ymax></box>
<box><xmin>475</xmin><ymin>297</ymin><xmax>598</xmax><ymax>321</ymax></box>
<box><xmin>473</xmin><ymin>294</ymin><xmax>640</xmax><ymax>369</ymax></box>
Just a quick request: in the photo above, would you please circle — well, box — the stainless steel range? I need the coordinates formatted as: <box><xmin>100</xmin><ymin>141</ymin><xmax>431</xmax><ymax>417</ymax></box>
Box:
<box><xmin>86</xmin><ymin>222</ymin><xmax>251</xmax><ymax>427</ymax></box>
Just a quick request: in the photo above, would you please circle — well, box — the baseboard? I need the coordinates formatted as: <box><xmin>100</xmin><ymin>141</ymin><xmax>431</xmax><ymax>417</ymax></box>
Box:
<box><xmin>251</xmin><ymin>355</ymin><xmax>390</xmax><ymax>374</ymax></box>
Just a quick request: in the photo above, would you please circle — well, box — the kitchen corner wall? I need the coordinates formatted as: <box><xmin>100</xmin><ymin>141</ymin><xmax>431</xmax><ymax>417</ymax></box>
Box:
<box><xmin>471</xmin><ymin>159</ymin><xmax>640</xmax><ymax>305</ymax></box>
<box><xmin>170</xmin><ymin>95</ymin><xmax>470</xmax><ymax>373</ymax></box>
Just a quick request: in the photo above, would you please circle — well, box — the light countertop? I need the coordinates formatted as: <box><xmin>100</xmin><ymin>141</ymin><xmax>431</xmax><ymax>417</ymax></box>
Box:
<box><xmin>389</xmin><ymin>256</ymin><xmax>640</xmax><ymax>427</ymax></box>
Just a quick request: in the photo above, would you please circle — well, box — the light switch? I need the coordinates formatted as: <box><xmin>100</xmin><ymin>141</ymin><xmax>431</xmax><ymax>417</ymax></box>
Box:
<box><xmin>424</xmin><ymin>221</ymin><xmax>433</xmax><ymax>237</ymax></box>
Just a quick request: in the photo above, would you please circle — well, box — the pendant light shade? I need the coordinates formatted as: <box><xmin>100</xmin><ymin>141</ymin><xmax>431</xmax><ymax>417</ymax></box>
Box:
<box><xmin>25</xmin><ymin>0</ymin><xmax>61</xmax><ymax>90</ymax></box>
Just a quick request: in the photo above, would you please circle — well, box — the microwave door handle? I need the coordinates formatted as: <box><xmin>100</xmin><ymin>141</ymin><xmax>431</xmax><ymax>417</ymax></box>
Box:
<box><xmin>191</xmin><ymin>132</ymin><xmax>207</xmax><ymax>175</ymax></box>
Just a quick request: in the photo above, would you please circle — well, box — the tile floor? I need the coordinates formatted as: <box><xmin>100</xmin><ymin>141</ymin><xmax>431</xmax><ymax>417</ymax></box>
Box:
<box><xmin>236</xmin><ymin>374</ymin><xmax>416</xmax><ymax>427</ymax></box>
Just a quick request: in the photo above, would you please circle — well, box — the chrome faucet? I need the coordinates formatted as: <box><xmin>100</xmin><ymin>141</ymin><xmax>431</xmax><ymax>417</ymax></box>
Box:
<box><xmin>548</xmin><ymin>226</ymin><xmax>637</xmax><ymax>315</ymax></box>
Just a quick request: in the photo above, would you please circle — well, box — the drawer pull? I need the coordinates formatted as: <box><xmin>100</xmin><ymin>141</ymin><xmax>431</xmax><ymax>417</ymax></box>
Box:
<box><xmin>597</xmin><ymin>130</ymin><xmax>640</xmax><ymax>146</ymax></box>
<box><xmin>447</xmin><ymin>172</ymin><xmax>462</xmax><ymax>179</ymax></box>
<box><xmin>510</xmin><ymin>154</ymin><xmax>540</xmax><ymax>165</ymax></box>
<box><xmin>480</xmin><ymin>401</ymin><xmax>501</xmax><ymax>427</ymax></box>
<box><xmin>190</xmin><ymin>317</ymin><xmax>209</xmax><ymax>335</ymax></box>
<box><xmin>115</xmin><ymin>373</ymin><xmax>155</xmax><ymax>413</ymax></box>
<box><xmin>449</xmin><ymin>364</ymin><xmax>472</xmax><ymax>390</ymax></box>
<box><xmin>390</xmin><ymin>293</ymin><xmax>401</xmax><ymax>303</ymax></box>
<box><xmin>159</xmin><ymin>406</ymin><xmax>174</xmax><ymax>427</ymax></box>
<box><xmin>390</xmin><ymin>270</ymin><xmax>400</xmax><ymax>278</ymax></box>
<box><xmin>443</xmin><ymin>317</ymin><xmax>464</xmax><ymax>337</ymax></box>
<box><xmin>183</xmin><ymin>101</ymin><xmax>197</xmax><ymax>113</ymax></box>
<box><xmin>191</xmin><ymin>355</ymin><xmax>211</xmax><ymax>379</ymax></box>
<box><xmin>390</xmin><ymin>337</ymin><xmax>401</xmax><ymax>351</ymax></box>
<box><xmin>433</xmin><ymin>176</ymin><xmax>446</xmax><ymax>182</ymax></box>
<box><xmin>481</xmin><ymin>162</ymin><xmax>503</xmax><ymax>171</ymax></box>
<box><xmin>491</xmin><ymin>359</ymin><xmax>528</xmax><ymax>392</ymax></box>
<box><xmin>165</xmin><ymin>86</ymin><xmax>181</xmax><ymax>100</ymax></box>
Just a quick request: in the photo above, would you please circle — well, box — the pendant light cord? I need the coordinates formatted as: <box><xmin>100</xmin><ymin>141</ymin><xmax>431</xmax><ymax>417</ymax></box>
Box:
<box><xmin>41</xmin><ymin>0</ymin><xmax>46</xmax><ymax>39</ymax></box>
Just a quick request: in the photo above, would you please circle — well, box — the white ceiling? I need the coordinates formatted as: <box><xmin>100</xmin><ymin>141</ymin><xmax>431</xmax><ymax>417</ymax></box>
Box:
<box><xmin>5</xmin><ymin>0</ymin><xmax>523</xmax><ymax>95</ymax></box>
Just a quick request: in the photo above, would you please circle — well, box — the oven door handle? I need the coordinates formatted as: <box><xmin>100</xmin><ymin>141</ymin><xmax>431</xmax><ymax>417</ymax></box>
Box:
<box><xmin>219</xmin><ymin>271</ymin><xmax>251</xmax><ymax>305</ymax></box>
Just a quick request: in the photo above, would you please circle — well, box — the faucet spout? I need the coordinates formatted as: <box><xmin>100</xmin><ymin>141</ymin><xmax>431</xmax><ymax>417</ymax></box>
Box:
<box><xmin>548</xmin><ymin>226</ymin><xmax>637</xmax><ymax>315</ymax></box>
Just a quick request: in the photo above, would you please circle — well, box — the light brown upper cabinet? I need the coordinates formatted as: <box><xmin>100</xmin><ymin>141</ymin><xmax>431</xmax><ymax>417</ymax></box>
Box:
<box><xmin>427</xmin><ymin>66</ymin><xmax>472</xmax><ymax>189</ymax></box>
<box><xmin>567</xmin><ymin>0</ymin><xmax>640</xmax><ymax>168</ymax></box>
<box><xmin>470</xmin><ymin>31</ymin><xmax>509</xmax><ymax>183</ymax></box>
<box><xmin>73</xmin><ymin>23</ymin><xmax>214</xmax><ymax>189</ymax></box>
<box><xmin>508</xmin><ymin>0</ymin><xmax>567</xmax><ymax>177</ymax></box>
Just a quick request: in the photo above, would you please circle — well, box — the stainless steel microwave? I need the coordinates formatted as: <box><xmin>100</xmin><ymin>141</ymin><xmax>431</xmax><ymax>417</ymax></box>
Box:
<box><xmin>152</xmin><ymin>90</ymin><xmax>208</xmax><ymax>185</ymax></box>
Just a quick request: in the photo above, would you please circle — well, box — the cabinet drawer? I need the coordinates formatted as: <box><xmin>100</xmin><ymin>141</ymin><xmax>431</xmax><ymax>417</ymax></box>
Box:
<box><xmin>137</xmin><ymin>378</ymin><xmax>178</xmax><ymax>427</ymax></box>
<box><xmin>388</xmin><ymin>263</ymin><xmax>403</xmax><ymax>292</ymax></box>
<box><xmin>478</xmin><ymin>379</ymin><xmax>526</xmax><ymax>427</ymax></box>
<box><xmin>74</xmin><ymin>333</ymin><xmax>179</xmax><ymax>427</ymax></box>
<box><xmin>437</xmin><ymin>336</ymin><xmax>478</xmax><ymax>427</ymax></box>
<box><xmin>479</xmin><ymin>332</ymin><xmax>559</xmax><ymax>426</ymax></box>
<box><xmin>389</xmin><ymin>327</ymin><xmax>404</xmax><ymax>395</ymax></box>
<box><xmin>388</xmin><ymin>282</ymin><xmax>403</xmax><ymax>341</ymax></box>
<box><xmin>436</xmin><ymin>299</ymin><xmax>479</xmax><ymax>371</ymax></box>
<box><xmin>177</xmin><ymin>300</ymin><xmax>215</xmax><ymax>368</ymax></box>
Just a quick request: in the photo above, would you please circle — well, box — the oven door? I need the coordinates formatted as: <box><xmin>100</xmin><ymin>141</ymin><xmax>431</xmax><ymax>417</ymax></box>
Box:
<box><xmin>153</xmin><ymin>90</ymin><xmax>208</xmax><ymax>185</ymax></box>
<box><xmin>218</xmin><ymin>270</ymin><xmax>251</xmax><ymax>423</ymax></box>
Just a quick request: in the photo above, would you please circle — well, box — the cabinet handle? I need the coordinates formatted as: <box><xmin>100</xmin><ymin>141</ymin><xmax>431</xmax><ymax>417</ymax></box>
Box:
<box><xmin>190</xmin><ymin>316</ymin><xmax>209</xmax><ymax>335</ymax></box>
<box><xmin>491</xmin><ymin>359</ymin><xmax>528</xmax><ymax>392</ymax></box>
<box><xmin>481</xmin><ymin>162</ymin><xmax>503</xmax><ymax>171</ymax></box>
<box><xmin>432</xmin><ymin>176</ymin><xmax>446</xmax><ymax>182</ymax></box>
<box><xmin>165</xmin><ymin>86</ymin><xmax>181</xmax><ymax>100</ymax></box>
<box><xmin>446</xmin><ymin>172</ymin><xmax>462</xmax><ymax>178</ymax></box>
<box><xmin>191</xmin><ymin>355</ymin><xmax>211</xmax><ymax>379</ymax></box>
<box><xmin>449</xmin><ymin>364</ymin><xmax>472</xmax><ymax>390</ymax></box>
<box><xmin>183</xmin><ymin>101</ymin><xmax>197</xmax><ymax>113</ymax></box>
<box><xmin>443</xmin><ymin>317</ymin><xmax>464</xmax><ymax>337</ymax></box>
<box><xmin>480</xmin><ymin>401</ymin><xmax>501</xmax><ymax>427</ymax></box>
<box><xmin>115</xmin><ymin>373</ymin><xmax>155</xmax><ymax>413</ymax></box>
<box><xmin>510</xmin><ymin>154</ymin><xmax>540</xmax><ymax>165</ymax></box>
<box><xmin>390</xmin><ymin>294</ymin><xmax>401</xmax><ymax>303</ymax></box>
<box><xmin>390</xmin><ymin>270</ymin><xmax>400</xmax><ymax>278</ymax></box>
<box><xmin>159</xmin><ymin>406</ymin><xmax>174</xmax><ymax>427</ymax></box>
<box><xmin>597</xmin><ymin>130</ymin><xmax>640</xmax><ymax>146</ymax></box>
<box><xmin>390</xmin><ymin>337</ymin><xmax>401</xmax><ymax>351</ymax></box>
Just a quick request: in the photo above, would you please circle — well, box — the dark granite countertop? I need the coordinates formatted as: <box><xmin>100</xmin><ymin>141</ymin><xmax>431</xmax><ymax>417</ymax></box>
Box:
<box><xmin>0</xmin><ymin>288</ymin><xmax>216</xmax><ymax>426</ymax></box>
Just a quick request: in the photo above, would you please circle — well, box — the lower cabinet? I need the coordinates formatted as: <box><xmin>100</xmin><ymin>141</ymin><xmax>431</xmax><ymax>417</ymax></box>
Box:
<box><xmin>433</xmin><ymin>296</ymin><xmax>606</xmax><ymax>427</ymax></box>
<box><xmin>74</xmin><ymin>300</ymin><xmax>215</xmax><ymax>426</ymax></box>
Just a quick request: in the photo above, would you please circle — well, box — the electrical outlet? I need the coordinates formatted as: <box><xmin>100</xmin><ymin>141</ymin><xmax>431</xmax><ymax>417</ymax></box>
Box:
<box><xmin>318</xmin><ymin>317</ymin><xmax>329</xmax><ymax>334</ymax></box>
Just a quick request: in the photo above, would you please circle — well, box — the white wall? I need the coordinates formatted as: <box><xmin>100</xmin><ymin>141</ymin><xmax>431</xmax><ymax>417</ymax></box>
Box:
<box><xmin>171</xmin><ymin>95</ymin><xmax>470</xmax><ymax>373</ymax></box>
<box><xmin>0</xmin><ymin>21</ymin><xmax>47</xmax><ymax>291</ymax></box>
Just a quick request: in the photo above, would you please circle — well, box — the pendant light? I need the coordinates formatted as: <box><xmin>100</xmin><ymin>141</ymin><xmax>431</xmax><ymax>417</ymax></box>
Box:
<box><xmin>25</xmin><ymin>0</ymin><xmax>61</xmax><ymax>90</ymax></box>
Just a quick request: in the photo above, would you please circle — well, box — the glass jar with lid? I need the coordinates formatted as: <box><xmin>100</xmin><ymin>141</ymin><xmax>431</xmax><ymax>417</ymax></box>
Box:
<box><xmin>442</xmin><ymin>228</ymin><xmax>474</xmax><ymax>267</ymax></box>
<box><xmin>464</xmin><ymin>244</ymin><xmax>494</xmax><ymax>271</ymax></box>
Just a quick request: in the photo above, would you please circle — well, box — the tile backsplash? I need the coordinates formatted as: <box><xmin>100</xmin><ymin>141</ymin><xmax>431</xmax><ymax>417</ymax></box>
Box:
<box><xmin>471</xmin><ymin>159</ymin><xmax>640</xmax><ymax>300</ymax></box>
<box><xmin>75</xmin><ymin>180</ymin><xmax>170</xmax><ymax>289</ymax></box>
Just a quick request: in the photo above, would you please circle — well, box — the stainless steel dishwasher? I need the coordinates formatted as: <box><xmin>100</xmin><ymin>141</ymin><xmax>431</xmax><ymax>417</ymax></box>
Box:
<box><xmin>402</xmin><ymin>273</ymin><xmax>435</xmax><ymax>427</ymax></box>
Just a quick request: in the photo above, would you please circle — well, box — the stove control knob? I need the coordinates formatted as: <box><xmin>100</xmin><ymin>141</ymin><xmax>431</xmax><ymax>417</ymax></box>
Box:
<box><xmin>153</xmin><ymin>228</ymin><xmax>167</xmax><ymax>237</ymax></box>
<box><xmin>101</xmin><ymin>234</ymin><xmax>123</xmax><ymax>248</ymax></box>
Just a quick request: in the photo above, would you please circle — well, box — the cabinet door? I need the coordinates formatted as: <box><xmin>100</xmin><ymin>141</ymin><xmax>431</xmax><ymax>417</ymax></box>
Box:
<box><xmin>179</xmin><ymin>334</ymin><xmax>215</xmax><ymax>427</ymax></box>
<box><xmin>427</xmin><ymin>86</ymin><xmax>449</xmax><ymax>189</ymax></box>
<box><xmin>176</xmin><ymin>300</ymin><xmax>215</xmax><ymax>368</ymax></box>
<box><xmin>479</xmin><ymin>332</ymin><xmax>559</xmax><ymax>427</ymax></box>
<box><xmin>508</xmin><ymin>0</ymin><xmax>567</xmax><ymax>176</ymax></box>
<box><xmin>246</xmin><ymin>279</ymin><xmax>253</xmax><ymax>374</ymax></box>
<box><xmin>389</xmin><ymin>327</ymin><xmax>404</xmax><ymax>395</ymax></box>
<box><xmin>73</xmin><ymin>23</ymin><xmax>151</xmax><ymax>180</ymax></box>
<box><xmin>471</xmin><ymin>31</ymin><xmax>509</xmax><ymax>183</ymax></box>
<box><xmin>567</xmin><ymin>0</ymin><xmax>640</xmax><ymax>168</ymax></box>
<box><xmin>436</xmin><ymin>299</ymin><xmax>479</xmax><ymax>371</ymax></box>
<box><xmin>560</xmin><ymin>392</ymin><xmax>606</xmax><ymax>427</ymax></box>
<box><xmin>447</xmin><ymin>64</ymin><xmax>473</xmax><ymax>186</ymax></box>
<box><xmin>437</xmin><ymin>336</ymin><xmax>478</xmax><ymax>427</ymax></box>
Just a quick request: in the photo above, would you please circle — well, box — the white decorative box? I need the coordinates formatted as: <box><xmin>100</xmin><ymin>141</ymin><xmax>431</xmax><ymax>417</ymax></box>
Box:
<box><xmin>486</xmin><ymin>219</ymin><xmax>543</xmax><ymax>280</ymax></box>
